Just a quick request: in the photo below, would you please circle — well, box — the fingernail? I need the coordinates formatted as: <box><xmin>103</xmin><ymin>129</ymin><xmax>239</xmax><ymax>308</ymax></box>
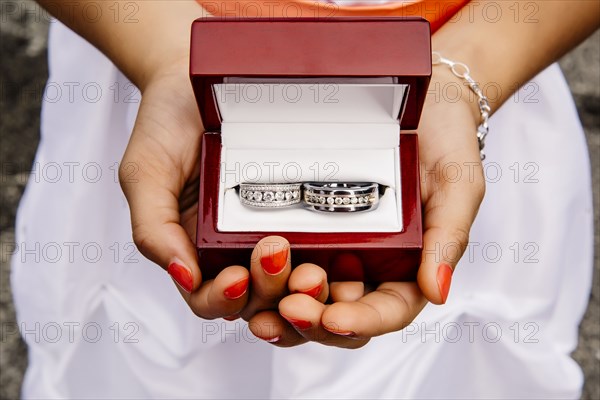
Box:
<box><xmin>261</xmin><ymin>247</ymin><xmax>289</xmax><ymax>276</ymax></box>
<box><xmin>167</xmin><ymin>262</ymin><xmax>193</xmax><ymax>293</ymax></box>
<box><xmin>437</xmin><ymin>263</ymin><xmax>454</xmax><ymax>304</ymax></box>
<box><xmin>322</xmin><ymin>324</ymin><xmax>356</xmax><ymax>338</ymax></box>
<box><xmin>256</xmin><ymin>335</ymin><xmax>281</xmax><ymax>344</ymax></box>
<box><xmin>295</xmin><ymin>282</ymin><xmax>323</xmax><ymax>298</ymax></box>
<box><xmin>223</xmin><ymin>277</ymin><xmax>249</xmax><ymax>300</ymax></box>
<box><xmin>282</xmin><ymin>315</ymin><xmax>312</xmax><ymax>331</ymax></box>
<box><xmin>223</xmin><ymin>314</ymin><xmax>240</xmax><ymax>321</ymax></box>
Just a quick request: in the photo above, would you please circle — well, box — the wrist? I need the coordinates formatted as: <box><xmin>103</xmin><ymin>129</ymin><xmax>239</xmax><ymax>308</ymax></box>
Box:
<box><xmin>430</xmin><ymin>52</ymin><xmax>491</xmax><ymax>160</ymax></box>
<box><xmin>430</xmin><ymin>8</ymin><xmax>512</xmax><ymax>116</ymax></box>
<box><xmin>429</xmin><ymin>66</ymin><xmax>481</xmax><ymax>129</ymax></box>
<box><xmin>137</xmin><ymin>47</ymin><xmax>190</xmax><ymax>93</ymax></box>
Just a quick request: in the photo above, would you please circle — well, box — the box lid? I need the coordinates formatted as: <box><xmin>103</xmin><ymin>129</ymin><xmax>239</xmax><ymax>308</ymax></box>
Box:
<box><xmin>190</xmin><ymin>17</ymin><xmax>431</xmax><ymax>131</ymax></box>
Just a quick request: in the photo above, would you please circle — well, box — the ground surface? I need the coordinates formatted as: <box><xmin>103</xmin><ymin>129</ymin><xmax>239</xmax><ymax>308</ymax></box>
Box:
<box><xmin>1</xmin><ymin>3</ymin><xmax>599</xmax><ymax>399</ymax></box>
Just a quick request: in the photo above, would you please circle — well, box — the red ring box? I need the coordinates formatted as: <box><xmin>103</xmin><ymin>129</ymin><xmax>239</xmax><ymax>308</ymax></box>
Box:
<box><xmin>190</xmin><ymin>17</ymin><xmax>431</xmax><ymax>282</ymax></box>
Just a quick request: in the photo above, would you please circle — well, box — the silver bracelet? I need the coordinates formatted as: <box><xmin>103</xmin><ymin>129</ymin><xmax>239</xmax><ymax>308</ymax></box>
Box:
<box><xmin>432</xmin><ymin>51</ymin><xmax>491</xmax><ymax>161</ymax></box>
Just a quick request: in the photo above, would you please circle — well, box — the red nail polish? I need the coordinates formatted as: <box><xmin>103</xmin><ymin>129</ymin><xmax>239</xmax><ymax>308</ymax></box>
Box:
<box><xmin>167</xmin><ymin>262</ymin><xmax>193</xmax><ymax>293</ymax></box>
<box><xmin>260</xmin><ymin>247</ymin><xmax>289</xmax><ymax>276</ymax></box>
<box><xmin>223</xmin><ymin>277</ymin><xmax>249</xmax><ymax>300</ymax></box>
<box><xmin>437</xmin><ymin>263</ymin><xmax>454</xmax><ymax>304</ymax></box>
<box><xmin>256</xmin><ymin>335</ymin><xmax>281</xmax><ymax>343</ymax></box>
<box><xmin>296</xmin><ymin>283</ymin><xmax>323</xmax><ymax>298</ymax></box>
<box><xmin>322</xmin><ymin>324</ymin><xmax>356</xmax><ymax>337</ymax></box>
<box><xmin>223</xmin><ymin>314</ymin><xmax>240</xmax><ymax>321</ymax></box>
<box><xmin>282</xmin><ymin>315</ymin><xmax>312</xmax><ymax>330</ymax></box>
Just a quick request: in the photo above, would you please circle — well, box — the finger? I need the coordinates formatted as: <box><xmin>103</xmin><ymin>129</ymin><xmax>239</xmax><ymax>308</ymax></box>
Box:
<box><xmin>121</xmin><ymin>172</ymin><xmax>201</xmax><ymax>293</ymax></box>
<box><xmin>240</xmin><ymin>236</ymin><xmax>291</xmax><ymax>320</ymax></box>
<box><xmin>418</xmin><ymin>158</ymin><xmax>486</xmax><ymax>305</ymax></box>
<box><xmin>329</xmin><ymin>282</ymin><xmax>364</xmax><ymax>303</ymax></box>
<box><xmin>187</xmin><ymin>266</ymin><xmax>250</xmax><ymax>319</ymax></box>
<box><xmin>248</xmin><ymin>311</ymin><xmax>307</xmax><ymax>347</ymax></box>
<box><xmin>279</xmin><ymin>294</ymin><xmax>369</xmax><ymax>349</ymax></box>
<box><xmin>322</xmin><ymin>282</ymin><xmax>427</xmax><ymax>338</ymax></box>
<box><xmin>288</xmin><ymin>263</ymin><xmax>329</xmax><ymax>303</ymax></box>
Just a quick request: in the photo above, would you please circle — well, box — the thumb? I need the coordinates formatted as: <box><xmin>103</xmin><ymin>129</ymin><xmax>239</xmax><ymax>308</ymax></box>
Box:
<box><xmin>417</xmin><ymin>166</ymin><xmax>485</xmax><ymax>305</ymax></box>
<box><xmin>120</xmin><ymin>168</ymin><xmax>201</xmax><ymax>294</ymax></box>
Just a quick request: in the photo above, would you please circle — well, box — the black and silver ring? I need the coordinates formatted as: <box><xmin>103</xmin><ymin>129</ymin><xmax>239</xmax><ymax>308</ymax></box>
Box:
<box><xmin>238</xmin><ymin>183</ymin><xmax>302</xmax><ymax>209</ymax></box>
<box><xmin>302</xmin><ymin>182</ymin><xmax>384</xmax><ymax>213</ymax></box>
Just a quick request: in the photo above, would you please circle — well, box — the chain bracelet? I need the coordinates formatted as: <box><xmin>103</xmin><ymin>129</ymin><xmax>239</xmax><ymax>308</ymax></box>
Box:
<box><xmin>432</xmin><ymin>51</ymin><xmax>491</xmax><ymax>161</ymax></box>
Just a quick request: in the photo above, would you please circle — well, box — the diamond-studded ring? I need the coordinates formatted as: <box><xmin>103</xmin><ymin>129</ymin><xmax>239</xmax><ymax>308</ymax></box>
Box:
<box><xmin>303</xmin><ymin>182</ymin><xmax>384</xmax><ymax>213</ymax></box>
<box><xmin>238</xmin><ymin>183</ymin><xmax>302</xmax><ymax>209</ymax></box>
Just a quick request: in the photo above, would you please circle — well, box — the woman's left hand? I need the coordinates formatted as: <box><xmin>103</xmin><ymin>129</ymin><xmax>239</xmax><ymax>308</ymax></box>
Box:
<box><xmin>249</xmin><ymin>70</ymin><xmax>486</xmax><ymax>348</ymax></box>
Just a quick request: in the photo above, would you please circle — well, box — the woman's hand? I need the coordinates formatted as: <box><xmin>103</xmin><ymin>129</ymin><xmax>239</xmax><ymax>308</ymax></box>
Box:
<box><xmin>119</xmin><ymin>60</ymin><xmax>296</xmax><ymax>321</ymax></box>
<box><xmin>249</xmin><ymin>71</ymin><xmax>486</xmax><ymax>348</ymax></box>
<box><xmin>415</xmin><ymin>71</ymin><xmax>486</xmax><ymax>304</ymax></box>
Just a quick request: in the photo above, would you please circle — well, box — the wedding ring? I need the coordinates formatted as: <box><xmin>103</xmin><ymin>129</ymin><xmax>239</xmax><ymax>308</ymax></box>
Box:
<box><xmin>302</xmin><ymin>182</ymin><xmax>384</xmax><ymax>213</ymax></box>
<box><xmin>238</xmin><ymin>183</ymin><xmax>302</xmax><ymax>209</ymax></box>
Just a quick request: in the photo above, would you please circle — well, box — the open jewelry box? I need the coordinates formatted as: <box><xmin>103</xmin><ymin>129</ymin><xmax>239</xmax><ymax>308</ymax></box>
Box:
<box><xmin>190</xmin><ymin>17</ymin><xmax>431</xmax><ymax>282</ymax></box>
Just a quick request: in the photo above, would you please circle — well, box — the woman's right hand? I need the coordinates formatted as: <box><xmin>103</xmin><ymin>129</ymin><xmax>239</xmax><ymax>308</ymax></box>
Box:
<box><xmin>119</xmin><ymin>57</ymin><xmax>297</xmax><ymax>322</ymax></box>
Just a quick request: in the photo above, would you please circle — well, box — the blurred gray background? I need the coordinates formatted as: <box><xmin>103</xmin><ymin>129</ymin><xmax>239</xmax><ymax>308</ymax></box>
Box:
<box><xmin>1</xmin><ymin>1</ymin><xmax>599</xmax><ymax>399</ymax></box>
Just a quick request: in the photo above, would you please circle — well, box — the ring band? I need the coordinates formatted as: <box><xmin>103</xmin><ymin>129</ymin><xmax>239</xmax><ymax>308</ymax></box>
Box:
<box><xmin>238</xmin><ymin>183</ymin><xmax>302</xmax><ymax>209</ymax></box>
<box><xmin>303</xmin><ymin>182</ymin><xmax>383</xmax><ymax>213</ymax></box>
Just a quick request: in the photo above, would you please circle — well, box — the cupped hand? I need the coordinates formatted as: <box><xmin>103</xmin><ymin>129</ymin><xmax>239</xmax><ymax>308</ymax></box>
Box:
<box><xmin>249</xmin><ymin>70</ymin><xmax>486</xmax><ymax>349</ymax></box>
<box><xmin>121</xmin><ymin>57</ymin><xmax>485</xmax><ymax>347</ymax></box>
<box><xmin>119</xmin><ymin>60</ymin><xmax>294</xmax><ymax>321</ymax></box>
